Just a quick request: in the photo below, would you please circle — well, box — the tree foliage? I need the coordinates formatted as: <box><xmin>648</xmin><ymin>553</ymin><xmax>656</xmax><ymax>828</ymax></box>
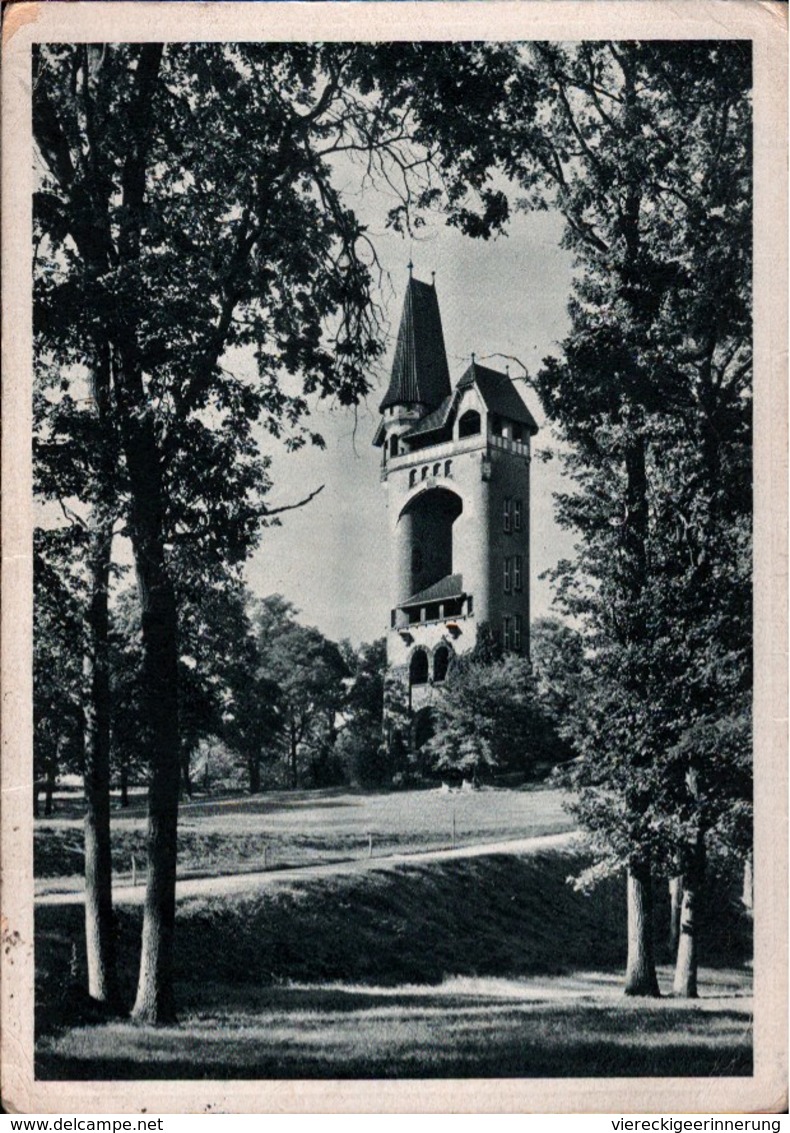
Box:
<box><xmin>33</xmin><ymin>530</ymin><xmax>86</xmax><ymax>813</ymax></box>
<box><xmin>336</xmin><ymin>638</ymin><xmax>389</xmax><ymax>787</ymax></box>
<box><xmin>32</xmin><ymin>40</ymin><xmax>515</xmax><ymax>1019</ymax></box>
<box><xmin>252</xmin><ymin>596</ymin><xmax>349</xmax><ymax>788</ymax></box>
<box><xmin>424</xmin><ymin>653</ymin><xmax>544</xmax><ymax>780</ymax></box>
<box><xmin>502</xmin><ymin>42</ymin><xmax>752</xmax><ymax>992</ymax></box>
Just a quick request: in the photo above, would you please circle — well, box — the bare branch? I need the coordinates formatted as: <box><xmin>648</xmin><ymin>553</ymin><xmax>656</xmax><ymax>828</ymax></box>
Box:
<box><xmin>264</xmin><ymin>483</ymin><xmax>325</xmax><ymax>517</ymax></box>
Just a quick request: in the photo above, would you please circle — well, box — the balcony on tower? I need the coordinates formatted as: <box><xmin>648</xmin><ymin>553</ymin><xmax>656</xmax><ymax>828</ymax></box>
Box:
<box><xmin>391</xmin><ymin>573</ymin><xmax>473</xmax><ymax>633</ymax></box>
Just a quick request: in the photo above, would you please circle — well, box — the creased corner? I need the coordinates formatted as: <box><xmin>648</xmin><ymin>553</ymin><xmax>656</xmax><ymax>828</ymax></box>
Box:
<box><xmin>2</xmin><ymin>3</ymin><xmax>40</xmax><ymax>50</ymax></box>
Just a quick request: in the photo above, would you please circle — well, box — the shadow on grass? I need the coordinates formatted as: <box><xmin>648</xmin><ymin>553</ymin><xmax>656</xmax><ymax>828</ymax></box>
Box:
<box><xmin>36</xmin><ymin>849</ymin><xmax>752</xmax><ymax>1026</ymax></box>
<box><xmin>36</xmin><ymin>846</ymin><xmax>752</xmax><ymax>1080</ymax></box>
<box><xmin>35</xmin><ymin>982</ymin><xmax>753</xmax><ymax>1080</ymax></box>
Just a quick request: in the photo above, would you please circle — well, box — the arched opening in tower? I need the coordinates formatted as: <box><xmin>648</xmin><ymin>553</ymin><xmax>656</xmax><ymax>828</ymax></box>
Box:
<box><xmin>458</xmin><ymin>409</ymin><xmax>481</xmax><ymax>437</ymax></box>
<box><xmin>396</xmin><ymin>487</ymin><xmax>463</xmax><ymax>602</ymax></box>
<box><xmin>409</xmin><ymin>648</ymin><xmax>429</xmax><ymax>686</ymax></box>
<box><xmin>433</xmin><ymin>644</ymin><xmax>451</xmax><ymax>683</ymax></box>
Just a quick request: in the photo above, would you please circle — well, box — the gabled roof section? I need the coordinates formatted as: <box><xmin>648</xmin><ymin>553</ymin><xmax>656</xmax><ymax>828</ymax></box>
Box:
<box><xmin>398</xmin><ymin>573</ymin><xmax>464</xmax><ymax>609</ymax></box>
<box><xmin>379</xmin><ymin>276</ymin><xmax>451</xmax><ymax>413</ymax></box>
<box><xmin>457</xmin><ymin>361</ymin><xmax>539</xmax><ymax>435</ymax></box>
<box><xmin>401</xmin><ymin>392</ymin><xmax>456</xmax><ymax>440</ymax></box>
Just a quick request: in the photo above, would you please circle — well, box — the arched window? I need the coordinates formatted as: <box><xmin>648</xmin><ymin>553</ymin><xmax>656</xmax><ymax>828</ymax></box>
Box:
<box><xmin>433</xmin><ymin>645</ymin><xmax>450</xmax><ymax>683</ymax></box>
<box><xmin>409</xmin><ymin>469</ymin><xmax>417</xmax><ymax>487</ymax></box>
<box><xmin>458</xmin><ymin>409</ymin><xmax>481</xmax><ymax>438</ymax></box>
<box><xmin>409</xmin><ymin>649</ymin><xmax>429</xmax><ymax>686</ymax></box>
<box><xmin>445</xmin><ymin>460</ymin><xmax>452</xmax><ymax>476</ymax></box>
<box><xmin>433</xmin><ymin>463</ymin><xmax>441</xmax><ymax>477</ymax></box>
<box><xmin>390</xmin><ymin>434</ymin><xmax>400</xmax><ymax>457</ymax></box>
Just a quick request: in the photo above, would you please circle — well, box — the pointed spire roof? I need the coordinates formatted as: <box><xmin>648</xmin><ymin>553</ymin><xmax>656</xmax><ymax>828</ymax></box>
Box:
<box><xmin>379</xmin><ymin>274</ymin><xmax>451</xmax><ymax>413</ymax></box>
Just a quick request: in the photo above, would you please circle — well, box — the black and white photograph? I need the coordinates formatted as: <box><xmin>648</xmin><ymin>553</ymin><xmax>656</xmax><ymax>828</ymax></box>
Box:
<box><xmin>2</xmin><ymin>0</ymin><xmax>786</xmax><ymax>1114</ymax></box>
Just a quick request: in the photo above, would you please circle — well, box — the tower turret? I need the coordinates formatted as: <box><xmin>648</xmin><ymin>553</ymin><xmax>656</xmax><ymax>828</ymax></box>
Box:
<box><xmin>373</xmin><ymin>272</ymin><xmax>451</xmax><ymax>462</ymax></box>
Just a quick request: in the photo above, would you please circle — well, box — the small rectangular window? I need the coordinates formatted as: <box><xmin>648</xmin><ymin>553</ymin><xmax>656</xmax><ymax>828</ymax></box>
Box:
<box><xmin>513</xmin><ymin>499</ymin><xmax>522</xmax><ymax>532</ymax></box>
<box><xmin>512</xmin><ymin>423</ymin><xmax>523</xmax><ymax>442</ymax></box>
<box><xmin>502</xmin><ymin>616</ymin><xmax>511</xmax><ymax>651</ymax></box>
<box><xmin>513</xmin><ymin>555</ymin><xmax>522</xmax><ymax>593</ymax></box>
<box><xmin>503</xmin><ymin>497</ymin><xmax>512</xmax><ymax>533</ymax></box>
<box><xmin>503</xmin><ymin>557</ymin><xmax>511</xmax><ymax>594</ymax></box>
<box><xmin>391</xmin><ymin>609</ymin><xmax>396</xmax><ymax>628</ymax></box>
<box><xmin>467</xmin><ymin>594</ymin><xmax>473</xmax><ymax>615</ymax></box>
<box><xmin>513</xmin><ymin>614</ymin><xmax>522</xmax><ymax>651</ymax></box>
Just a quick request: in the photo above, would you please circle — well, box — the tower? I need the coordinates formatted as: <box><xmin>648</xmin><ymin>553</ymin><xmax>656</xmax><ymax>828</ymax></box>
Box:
<box><xmin>374</xmin><ymin>272</ymin><xmax>538</xmax><ymax>747</ymax></box>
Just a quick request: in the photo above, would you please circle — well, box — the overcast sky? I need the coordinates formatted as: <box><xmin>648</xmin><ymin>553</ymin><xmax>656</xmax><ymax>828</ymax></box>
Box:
<box><xmin>246</xmin><ymin>193</ymin><xmax>579</xmax><ymax>646</ymax></box>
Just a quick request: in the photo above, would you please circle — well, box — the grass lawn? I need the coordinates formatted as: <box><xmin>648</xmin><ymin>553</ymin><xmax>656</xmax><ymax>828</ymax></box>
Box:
<box><xmin>35</xmin><ymin>968</ymin><xmax>753</xmax><ymax>1080</ymax></box>
<box><xmin>35</xmin><ymin>784</ymin><xmax>575</xmax><ymax>885</ymax></box>
<box><xmin>35</xmin><ymin>834</ymin><xmax>752</xmax><ymax>1080</ymax></box>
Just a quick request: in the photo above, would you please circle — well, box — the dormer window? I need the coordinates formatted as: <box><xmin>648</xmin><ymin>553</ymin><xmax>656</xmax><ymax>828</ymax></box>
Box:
<box><xmin>459</xmin><ymin>409</ymin><xmax>481</xmax><ymax>438</ymax></box>
<box><xmin>390</xmin><ymin>434</ymin><xmax>400</xmax><ymax>457</ymax></box>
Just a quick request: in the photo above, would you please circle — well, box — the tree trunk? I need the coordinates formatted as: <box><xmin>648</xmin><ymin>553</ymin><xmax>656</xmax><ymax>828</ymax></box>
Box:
<box><xmin>249</xmin><ymin>754</ymin><xmax>261</xmax><ymax>795</ymax></box>
<box><xmin>105</xmin><ymin>41</ymin><xmax>180</xmax><ymax>1026</ymax></box>
<box><xmin>181</xmin><ymin>750</ymin><xmax>193</xmax><ymax>799</ymax></box>
<box><xmin>742</xmin><ymin>852</ymin><xmax>753</xmax><ymax>916</ymax></box>
<box><xmin>83</xmin><ymin>513</ymin><xmax>119</xmax><ymax>1005</ymax></box>
<box><xmin>120</xmin><ymin>761</ymin><xmax>129</xmax><ymax>808</ymax></box>
<box><xmin>668</xmin><ymin>874</ymin><xmax>683</xmax><ymax>959</ymax></box>
<box><xmin>624</xmin><ymin>864</ymin><xmax>660</xmax><ymax>996</ymax></box>
<box><xmin>119</xmin><ymin>350</ymin><xmax>181</xmax><ymax>1026</ymax></box>
<box><xmin>44</xmin><ymin>755</ymin><xmax>56</xmax><ymax>816</ymax></box>
<box><xmin>673</xmin><ymin>835</ymin><xmax>705</xmax><ymax>998</ymax></box>
<box><xmin>620</xmin><ymin>429</ymin><xmax>659</xmax><ymax>1000</ymax></box>
<box><xmin>290</xmin><ymin>728</ymin><xmax>298</xmax><ymax>789</ymax></box>
<box><xmin>33</xmin><ymin>781</ymin><xmax>41</xmax><ymax>818</ymax></box>
<box><xmin>130</xmin><ymin>567</ymin><xmax>180</xmax><ymax>1024</ymax></box>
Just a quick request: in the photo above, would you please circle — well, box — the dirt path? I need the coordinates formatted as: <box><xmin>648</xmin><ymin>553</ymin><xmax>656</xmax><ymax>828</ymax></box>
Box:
<box><xmin>36</xmin><ymin>830</ymin><xmax>581</xmax><ymax>907</ymax></box>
